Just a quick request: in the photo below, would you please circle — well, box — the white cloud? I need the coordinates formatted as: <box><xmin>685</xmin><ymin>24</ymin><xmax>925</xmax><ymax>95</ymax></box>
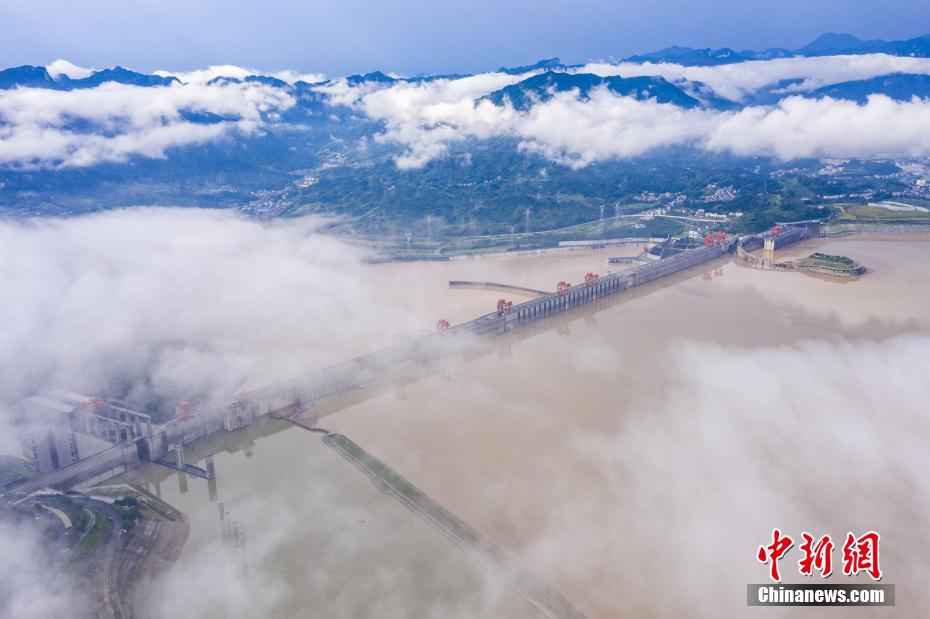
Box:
<box><xmin>364</xmin><ymin>332</ymin><xmax>930</xmax><ymax>617</ymax></box>
<box><xmin>338</xmin><ymin>74</ymin><xmax>930</xmax><ymax>168</ymax></box>
<box><xmin>269</xmin><ymin>69</ymin><xmax>327</xmax><ymax>85</ymax></box>
<box><xmin>155</xmin><ymin>65</ymin><xmax>255</xmax><ymax>84</ymax></box>
<box><xmin>512</xmin><ymin>91</ymin><xmax>930</xmax><ymax>165</ymax></box>
<box><xmin>9</xmin><ymin>55</ymin><xmax>930</xmax><ymax>170</ymax></box>
<box><xmin>0</xmin><ymin>207</ymin><xmax>456</xmax><ymax>462</ymax></box>
<box><xmin>316</xmin><ymin>70</ymin><xmax>527</xmax><ymax>110</ymax></box>
<box><xmin>45</xmin><ymin>58</ymin><xmax>93</xmax><ymax>80</ymax></box>
<box><xmin>354</xmin><ymin>72</ymin><xmax>527</xmax><ymax>168</ymax></box>
<box><xmin>509</xmin><ymin>89</ymin><xmax>715</xmax><ymax>168</ymax></box>
<box><xmin>0</xmin><ymin>208</ymin><xmax>435</xmax><ymax>429</ymax></box>
<box><xmin>0</xmin><ymin>81</ymin><xmax>295</xmax><ymax>168</ymax></box>
<box><xmin>576</xmin><ymin>53</ymin><xmax>930</xmax><ymax>101</ymax></box>
<box><xmin>519</xmin><ymin>335</ymin><xmax>930</xmax><ymax>616</ymax></box>
<box><xmin>0</xmin><ymin>208</ymin><xmax>493</xmax><ymax>617</ymax></box>
<box><xmin>707</xmin><ymin>94</ymin><xmax>930</xmax><ymax>159</ymax></box>
<box><xmin>0</xmin><ymin>520</ymin><xmax>82</xmax><ymax>618</ymax></box>
<box><xmin>155</xmin><ymin>65</ymin><xmax>326</xmax><ymax>85</ymax></box>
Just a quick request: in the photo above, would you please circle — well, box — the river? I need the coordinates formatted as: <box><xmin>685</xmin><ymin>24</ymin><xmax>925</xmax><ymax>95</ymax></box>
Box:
<box><xmin>120</xmin><ymin>237</ymin><xmax>930</xmax><ymax>618</ymax></box>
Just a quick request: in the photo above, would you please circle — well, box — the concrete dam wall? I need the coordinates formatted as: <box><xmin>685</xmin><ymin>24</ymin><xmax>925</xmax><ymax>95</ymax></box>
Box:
<box><xmin>16</xmin><ymin>232</ymin><xmax>777</xmax><ymax>494</ymax></box>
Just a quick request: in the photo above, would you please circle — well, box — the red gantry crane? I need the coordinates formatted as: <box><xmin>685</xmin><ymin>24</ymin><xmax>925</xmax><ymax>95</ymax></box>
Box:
<box><xmin>706</xmin><ymin>231</ymin><xmax>728</xmax><ymax>247</ymax></box>
<box><xmin>79</xmin><ymin>398</ymin><xmax>107</xmax><ymax>414</ymax></box>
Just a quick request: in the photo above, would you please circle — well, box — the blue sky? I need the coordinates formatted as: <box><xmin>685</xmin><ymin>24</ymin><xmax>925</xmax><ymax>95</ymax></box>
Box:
<box><xmin>4</xmin><ymin>0</ymin><xmax>930</xmax><ymax>76</ymax></box>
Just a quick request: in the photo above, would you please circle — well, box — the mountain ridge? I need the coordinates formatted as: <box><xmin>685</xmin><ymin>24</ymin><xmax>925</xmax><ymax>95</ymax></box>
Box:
<box><xmin>3</xmin><ymin>32</ymin><xmax>930</xmax><ymax>95</ymax></box>
<box><xmin>485</xmin><ymin>71</ymin><xmax>700</xmax><ymax>109</ymax></box>
<box><xmin>625</xmin><ymin>32</ymin><xmax>930</xmax><ymax>66</ymax></box>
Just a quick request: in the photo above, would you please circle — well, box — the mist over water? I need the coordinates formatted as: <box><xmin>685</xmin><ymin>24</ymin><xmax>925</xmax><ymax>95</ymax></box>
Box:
<box><xmin>122</xmin><ymin>234</ymin><xmax>930</xmax><ymax>617</ymax></box>
<box><xmin>0</xmin><ymin>208</ymin><xmax>438</xmax><ymax>430</ymax></box>
<box><xmin>0</xmin><ymin>208</ymin><xmax>441</xmax><ymax>617</ymax></box>
<box><xmin>4</xmin><ymin>210</ymin><xmax>930</xmax><ymax>617</ymax></box>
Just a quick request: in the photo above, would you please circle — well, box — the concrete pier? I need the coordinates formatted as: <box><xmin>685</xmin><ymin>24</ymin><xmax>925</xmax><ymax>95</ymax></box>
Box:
<box><xmin>448</xmin><ymin>280</ymin><xmax>549</xmax><ymax>297</ymax></box>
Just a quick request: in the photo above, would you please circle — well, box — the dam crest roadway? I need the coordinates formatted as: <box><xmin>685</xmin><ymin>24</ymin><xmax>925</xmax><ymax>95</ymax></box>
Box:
<box><xmin>12</xmin><ymin>226</ymin><xmax>810</xmax><ymax>497</ymax></box>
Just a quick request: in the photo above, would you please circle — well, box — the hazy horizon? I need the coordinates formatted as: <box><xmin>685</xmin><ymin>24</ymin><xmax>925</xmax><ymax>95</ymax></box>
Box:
<box><xmin>4</xmin><ymin>0</ymin><xmax>930</xmax><ymax>77</ymax></box>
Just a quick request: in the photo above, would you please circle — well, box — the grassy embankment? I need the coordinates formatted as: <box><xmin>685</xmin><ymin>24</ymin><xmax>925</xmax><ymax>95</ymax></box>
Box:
<box><xmin>796</xmin><ymin>253</ymin><xmax>856</xmax><ymax>269</ymax></box>
<box><xmin>73</xmin><ymin>506</ymin><xmax>113</xmax><ymax>562</ymax></box>
<box><xmin>0</xmin><ymin>456</ymin><xmax>39</xmax><ymax>489</ymax></box>
<box><xmin>327</xmin><ymin>434</ymin><xmax>488</xmax><ymax>548</ymax></box>
<box><xmin>834</xmin><ymin>201</ymin><xmax>930</xmax><ymax>222</ymax></box>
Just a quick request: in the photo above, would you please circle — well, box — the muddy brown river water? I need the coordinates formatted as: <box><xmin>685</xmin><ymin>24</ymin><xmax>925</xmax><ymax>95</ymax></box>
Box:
<box><xmin>121</xmin><ymin>237</ymin><xmax>930</xmax><ymax>618</ymax></box>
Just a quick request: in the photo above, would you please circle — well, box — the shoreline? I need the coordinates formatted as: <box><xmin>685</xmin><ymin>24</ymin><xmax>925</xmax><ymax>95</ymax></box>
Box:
<box><xmin>365</xmin><ymin>224</ymin><xmax>930</xmax><ymax>264</ymax></box>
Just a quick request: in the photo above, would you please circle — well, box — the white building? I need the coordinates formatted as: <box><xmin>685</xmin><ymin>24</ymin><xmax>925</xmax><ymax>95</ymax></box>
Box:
<box><xmin>21</xmin><ymin>391</ymin><xmax>152</xmax><ymax>474</ymax></box>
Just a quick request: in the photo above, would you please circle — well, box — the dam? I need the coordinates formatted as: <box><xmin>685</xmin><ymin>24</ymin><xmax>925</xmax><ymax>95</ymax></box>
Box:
<box><xmin>10</xmin><ymin>228</ymin><xmax>803</xmax><ymax>495</ymax></box>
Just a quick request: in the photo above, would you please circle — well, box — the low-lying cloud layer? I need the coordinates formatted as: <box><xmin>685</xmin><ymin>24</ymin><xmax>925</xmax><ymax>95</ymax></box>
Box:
<box><xmin>153</xmin><ymin>65</ymin><xmax>327</xmax><ymax>86</ymax></box>
<box><xmin>306</xmin><ymin>258</ymin><xmax>930</xmax><ymax>617</ymax></box>
<box><xmin>0</xmin><ymin>80</ymin><xmax>294</xmax><ymax>168</ymax></box>
<box><xmin>3</xmin><ymin>206</ymin><xmax>929</xmax><ymax>616</ymax></box>
<box><xmin>0</xmin><ymin>207</ymin><xmax>507</xmax><ymax>619</ymax></box>
<box><xmin>363</xmin><ymin>85</ymin><xmax>930</xmax><ymax>169</ymax></box>
<box><xmin>539</xmin><ymin>335</ymin><xmax>930</xmax><ymax>616</ymax></box>
<box><xmin>0</xmin><ymin>208</ymin><xmax>434</xmax><ymax>450</ymax></box>
<box><xmin>3</xmin><ymin>53</ymin><xmax>930</xmax><ymax>169</ymax></box>
<box><xmin>577</xmin><ymin>53</ymin><xmax>930</xmax><ymax>101</ymax></box>
<box><xmin>709</xmin><ymin>94</ymin><xmax>930</xmax><ymax>159</ymax></box>
<box><xmin>0</xmin><ymin>520</ymin><xmax>83</xmax><ymax>618</ymax></box>
<box><xmin>331</xmin><ymin>55</ymin><xmax>930</xmax><ymax>168</ymax></box>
